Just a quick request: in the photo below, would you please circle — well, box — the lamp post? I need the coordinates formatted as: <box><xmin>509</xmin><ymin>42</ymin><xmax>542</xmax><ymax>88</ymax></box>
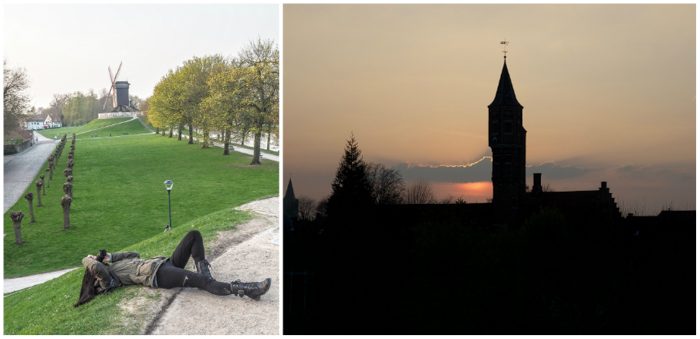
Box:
<box><xmin>164</xmin><ymin>180</ymin><xmax>173</xmax><ymax>229</ymax></box>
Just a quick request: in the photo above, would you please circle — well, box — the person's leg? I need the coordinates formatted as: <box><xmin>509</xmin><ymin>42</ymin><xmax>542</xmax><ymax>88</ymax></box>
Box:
<box><xmin>169</xmin><ymin>230</ymin><xmax>206</xmax><ymax>269</ymax></box>
<box><xmin>155</xmin><ymin>262</ymin><xmax>272</xmax><ymax>299</ymax></box>
<box><xmin>156</xmin><ymin>261</ymin><xmax>232</xmax><ymax>295</ymax></box>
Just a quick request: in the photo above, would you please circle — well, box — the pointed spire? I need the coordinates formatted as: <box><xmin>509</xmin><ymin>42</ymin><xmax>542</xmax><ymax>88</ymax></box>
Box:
<box><xmin>489</xmin><ymin>60</ymin><xmax>522</xmax><ymax>108</ymax></box>
<box><xmin>284</xmin><ymin>178</ymin><xmax>296</xmax><ymax>199</ymax></box>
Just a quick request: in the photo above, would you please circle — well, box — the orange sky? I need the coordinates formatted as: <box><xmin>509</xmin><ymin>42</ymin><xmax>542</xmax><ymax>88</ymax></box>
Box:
<box><xmin>283</xmin><ymin>4</ymin><xmax>695</xmax><ymax>214</ymax></box>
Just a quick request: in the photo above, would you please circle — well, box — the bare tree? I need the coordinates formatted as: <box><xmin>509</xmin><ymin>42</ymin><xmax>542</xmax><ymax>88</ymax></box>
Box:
<box><xmin>316</xmin><ymin>196</ymin><xmax>330</xmax><ymax>218</ymax></box>
<box><xmin>63</xmin><ymin>182</ymin><xmax>73</xmax><ymax>199</ymax></box>
<box><xmin>9</xmin><ymin>211</ymin><xmax>25</xmax><ymax>245</ymax></box>
<box><xmin>403</xmin><ymin>180</ymin><xmax>436</xmax><ymax>204</ymax></box>
<box><xmin>3</xmin><ymin>59</ymin><xmax>31</xmax><ymax>138</ymax></box>
<box><xmin>298</xmin><ymin>195</ymin><xmax>317</xmax><ymax>222</ymax></box>
<box><xmin>366</xmin><ymin>162</ymin><xmax>405</xmax><ymax>204</ymax></box>
<box><xmin>39</xmin><ymin>174</ymin><xmax>46</xmax><ymax>195</ymax></box>
<box><xmin>24</xmin><ymin>192</ymin><xmax>35</xmax><ymax>223</ymax></box>
<box><xmin>35</xmin><ymin>180</ymin><xmax>43</xmax><ymax>207</ymax></box>
<box><xmin>60</xmin><ymin>196</ymin><xmax>72</xmax><ymax>230</ymax></box>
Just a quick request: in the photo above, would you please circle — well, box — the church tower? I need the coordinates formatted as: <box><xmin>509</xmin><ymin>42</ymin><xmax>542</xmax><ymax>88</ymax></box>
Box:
<box><xmin>489</xmin><ymin>55</ymin><xmax>526</xmax><ymax>222</ymax></box>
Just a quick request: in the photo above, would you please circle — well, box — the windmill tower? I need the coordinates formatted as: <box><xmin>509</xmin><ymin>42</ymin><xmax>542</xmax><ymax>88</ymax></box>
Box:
<box><xmin>104</xmin><ymin>62</ymin><xmax>136</xmax><ymax>112</ymax></box>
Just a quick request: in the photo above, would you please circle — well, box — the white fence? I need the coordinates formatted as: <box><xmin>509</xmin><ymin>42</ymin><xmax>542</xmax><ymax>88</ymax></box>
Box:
<box><xmin>98</xmin><ymin>111</ymin><xmax>144</xmax><ymax>119</ymax></box>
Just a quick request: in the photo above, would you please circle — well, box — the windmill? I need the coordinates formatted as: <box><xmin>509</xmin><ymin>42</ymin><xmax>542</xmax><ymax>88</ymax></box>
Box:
<box><xmin>104</xmin><ymin>62</ymin><xmax>136</xmax><ymax>112</ymax></box>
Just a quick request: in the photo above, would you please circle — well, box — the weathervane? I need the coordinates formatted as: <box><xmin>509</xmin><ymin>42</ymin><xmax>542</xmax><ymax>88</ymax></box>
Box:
<box><xmin>500</xmin><ymin>39</ymin><xmax>509</xmax><ymax>59</ymax></box>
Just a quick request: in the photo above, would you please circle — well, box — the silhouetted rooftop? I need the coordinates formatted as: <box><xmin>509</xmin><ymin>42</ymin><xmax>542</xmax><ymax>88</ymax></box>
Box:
<box><xmin>489</xmin><ymin>60</ymin><xmax>523</xmax><ymax>108</ymax></box>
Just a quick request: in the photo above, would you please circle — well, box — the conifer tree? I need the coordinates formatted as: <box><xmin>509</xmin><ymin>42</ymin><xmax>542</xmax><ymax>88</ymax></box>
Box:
<box><xmin>326</xmin><ymin>133</ymin><xmax>374</xmax><ymax>223</ymax></box>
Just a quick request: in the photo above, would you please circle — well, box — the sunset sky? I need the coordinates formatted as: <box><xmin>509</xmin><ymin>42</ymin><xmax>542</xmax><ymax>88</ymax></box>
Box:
<box><xmin>283</xmin><ymin>4</ymin><xmax>696</xmax><ymax>214</ymax></box>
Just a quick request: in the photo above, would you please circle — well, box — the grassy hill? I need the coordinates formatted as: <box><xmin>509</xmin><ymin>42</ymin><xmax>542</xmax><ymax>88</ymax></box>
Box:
<box><xmin>4</xmin><ymin>206</ymin><xmax>253</xmax><ymax>335</ymax></box>
<box><xmin>36</xmin><ymin>118</ymin><xmax>132</xmax><ymax>138</ymax></box>
<box><xmin>4</xmin><ymin>133</ymin><xmax>278</xmax><ymax>278</ymax></box>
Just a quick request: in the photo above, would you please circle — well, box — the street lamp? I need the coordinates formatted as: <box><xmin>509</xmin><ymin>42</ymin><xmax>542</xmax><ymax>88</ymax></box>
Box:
<box><xmin>164</xmin><ymin>180</ymin><xmax>173</xmax><ymax>230</ymax></box>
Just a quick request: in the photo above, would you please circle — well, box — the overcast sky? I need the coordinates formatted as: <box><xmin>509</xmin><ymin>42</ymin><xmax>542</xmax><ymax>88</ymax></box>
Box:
<box><xmin>4</xmin><ymin>4</ymin><xmax>279</xmax><ymax>109</ymax></box>
<box><xmin>283</xmin><ymin>4</ymin><xmax>696</xmax><ymax>214</ymax></box>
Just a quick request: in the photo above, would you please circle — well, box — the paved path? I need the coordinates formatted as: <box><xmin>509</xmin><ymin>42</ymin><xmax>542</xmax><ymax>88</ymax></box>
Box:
<box><xmin>4</xmin><ymin>131</ymin><xmax>57</xmax><ymax>213</ymax></box>
<box><xmin>4</xmin><ymin>268</ymin><xmax>80</xmax><ymax>295</ymax></box>
<box><xmin>149</xmin><ymin>197</ymin><xmax>279</xmax><ymax>335</ymax></box>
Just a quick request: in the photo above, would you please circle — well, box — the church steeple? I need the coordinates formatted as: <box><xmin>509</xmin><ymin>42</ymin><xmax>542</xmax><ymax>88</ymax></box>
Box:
<box><xmin>488</xmin><ymin>54</ymin><xmax>527</xmax><ymax>226</ymax></box>
<box><xmin>489</xmin><ymin>60</ymin><xmax>522</xmax><ymax>108</ymax></box>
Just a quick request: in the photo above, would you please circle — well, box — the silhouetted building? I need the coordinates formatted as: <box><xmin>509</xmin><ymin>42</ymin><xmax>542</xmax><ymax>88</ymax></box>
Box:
<box><xmin>284</xmin><ymin>178</ymin><xmax>299</xmax><ymax>231</ymax></box>
<box><xmin>489</xmin><ymin>57</ymin><xmax>527</xmax><ymax>225</ymax></box>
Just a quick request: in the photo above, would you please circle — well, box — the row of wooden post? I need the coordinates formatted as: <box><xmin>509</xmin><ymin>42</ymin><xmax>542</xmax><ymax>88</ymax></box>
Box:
<box><xmin>10</xmin><ymin>133</ymin><xmax>76</xmax><ymax>245</ymax></box>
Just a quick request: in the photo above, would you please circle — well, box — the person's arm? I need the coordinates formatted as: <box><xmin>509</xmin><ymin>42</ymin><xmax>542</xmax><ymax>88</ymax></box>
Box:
<box><xmin>109</xmin><ymin>251</ymin><xmax>140</xmax><ymax>263</ymax></box>
<box><xmin>82</xmin><ymin>256</ymin><xmax>112</xmax><ymax>290</ymax></box>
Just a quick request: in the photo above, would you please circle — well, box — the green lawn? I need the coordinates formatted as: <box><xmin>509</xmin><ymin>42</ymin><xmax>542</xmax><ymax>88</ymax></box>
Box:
<box><xmin>4</xmin><ymin>133</ymin><xmax>278</xmax><ymax>278</ymax></box>
<box><xmin>4</xmin><ymin>206</ymin><xmax>253</xmax><ymax>335</ymax></box>
<box><xmin>83</xmin><ymin>119</ymin><xmax>150</xmax><ymax>138</ymax></box>
<box><xmin>36</xmin><ymin>118</ymin><xmax>132</xmax><ymax>138</ymax></box>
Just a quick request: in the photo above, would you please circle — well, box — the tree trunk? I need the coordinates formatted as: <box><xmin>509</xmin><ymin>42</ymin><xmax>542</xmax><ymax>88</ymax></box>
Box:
<box><xmin>63</xmin><ymin>182</ymin><xmax>73</xmax><ymax>199</ymax></box>
<box><xmin>10</xmin><ymin>211</ymin><xmax>24</xmax><ymax>245</ymax></box>
<box><xmin>35</xmin><ymin>180</ymin><xmax>43</xmax><ymax>207</ymax></box>
<box><xmin>178</xmin><ymin>125</ymin><xmax>182</xmax><ymax>141</ymax></box>
<box><xmin>49</xmin><ymin>161</ymin><xmax>54</xmax><ymax>180</ymax></box>
<box><xmin>202</xmin><ymin>128</ymin><xmax>209</xmax><ymax>148</ymax></box>
<box><xmin>188</xmin><ymin>124</ymin><xmax>194</xmax><ymax>144</ymax></box>
<box><xmin>45</xmin><ymin>169</ymin><xmax>50</xmax><ymax>188</ymax></box>
<box><xmin>40</xmin><ymin>174</ymin><xmax>46</xmax><ymax>195</ymax></box>
<box><xmin>267</xmin><ymin>125</ymin><xmax>272</xmax><ymax>151</ymax></box>
<box><xmin>156</xmin><ymin>127</ymin><xmax>159</xmax><ymax>134</ymax></box>
<box><xmin>250</xmin><ymin>131</ymin><xmax>262</xmax><ymax>165</ymax></box>
<box><xmin>223</xmin><ymin>128</ymin><xmax>231</xmax><ymax>155</ymax></box>
<box><xmin>25</xmin><ymin>192</ymin><xmax>35</xmax><ymax>223</ymax></box>
<box><xmin>60</xmin><ymin>196</ymin><xmax>72</xmax><ymax>230</ymax></box>
<box><xmin>168</xmin><ymin>126</ymin><xmax>173</xmax><ymax>138</ymax></box>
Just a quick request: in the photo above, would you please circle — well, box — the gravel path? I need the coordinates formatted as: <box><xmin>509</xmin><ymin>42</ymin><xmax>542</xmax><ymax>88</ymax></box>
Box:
<box><xmin>3</xmin><ymin>131</ymin><xmax>56</xmax><ymax>213</ymax></box>
<box><xmin>148</xmin><ymin>197</ymin><xmax>280</xmax><ymax>335</ymax></box>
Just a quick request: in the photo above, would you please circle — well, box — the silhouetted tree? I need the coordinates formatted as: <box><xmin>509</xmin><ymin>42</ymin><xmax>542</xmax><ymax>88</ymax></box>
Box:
<box><xmin>24</xmin><ymin>192</ymin><xmax>35</xmax><ymax>223</ymax></box>
<box><xmin>9</xmin><ymin>210</ymin><xmax>25</xmax><ymax>245</ymax></box>
<box><xmin>298</xmin><ymin>196</ymin><xmax>317</xmax><ymax>222</ymax></box>
<box><xmin>326</xmin><ymin>134</ymin><xmax>374</xmax><ymax>223</ymax></box>
<box><xmin>366</xmin><ymin>162</ymin><xmax>405</xmax><ymax>204</ymax></box>
<box><xmin>316</xmin><ymin>196</ymin><xmax>330</xmax><ymax>218</ymax></box>
<box><xmin>403</xmin><ymin>180</ymin><xmax>436</xmax><ymax>204</ymax></box>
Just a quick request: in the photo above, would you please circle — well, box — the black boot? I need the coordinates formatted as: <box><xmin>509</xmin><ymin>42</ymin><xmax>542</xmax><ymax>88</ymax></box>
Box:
<box><xmin>230</xmin><ymin>278</ymin><xmax>271</xmax><ymax>300</ymax></box>
<box><xmin>195</xmin><ymin>259</ymin><xmax>213</xmax><ymax>281</ymax></box>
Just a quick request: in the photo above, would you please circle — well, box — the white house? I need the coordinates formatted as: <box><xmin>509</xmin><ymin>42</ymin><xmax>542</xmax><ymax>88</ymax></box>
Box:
<box><xmin>44</xmin><ymin>114</ymin><xmax>62</xmax><ymax>128</ymax></box>
<box><xmin>25</xmin><ymin>120</ymin><xmax>44</xmax><ymax>130</ymax></box>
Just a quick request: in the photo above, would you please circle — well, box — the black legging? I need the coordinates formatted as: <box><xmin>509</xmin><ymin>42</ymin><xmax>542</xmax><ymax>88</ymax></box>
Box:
<box><xmin>154</xmin><ymin>230</ymin><xmax>233</xmax><ymax>295</ymax></box>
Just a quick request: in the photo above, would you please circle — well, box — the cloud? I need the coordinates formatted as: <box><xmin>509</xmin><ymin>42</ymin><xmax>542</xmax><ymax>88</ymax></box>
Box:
<box><xmin>526</xmin><ymin>162</ymin><xmax>594</xmax><ymax>180</ymax></box>
<box><xmin>394</xmin><ymin>157</ymin><xmax>492</xmax><ymax>183</ymax></box>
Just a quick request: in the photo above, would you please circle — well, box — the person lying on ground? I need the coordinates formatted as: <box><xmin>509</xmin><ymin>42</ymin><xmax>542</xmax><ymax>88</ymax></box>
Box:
<box><xmin>75</xmin><ymin>230</ymin><xmax>271</xmax><ymax>307</ymax></box>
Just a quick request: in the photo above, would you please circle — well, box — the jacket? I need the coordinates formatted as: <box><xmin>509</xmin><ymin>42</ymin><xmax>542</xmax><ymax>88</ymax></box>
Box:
<box><xmin>82</xmin><ymin>251</ymin><xmax>167</xmax><ymax>290</ymax></box>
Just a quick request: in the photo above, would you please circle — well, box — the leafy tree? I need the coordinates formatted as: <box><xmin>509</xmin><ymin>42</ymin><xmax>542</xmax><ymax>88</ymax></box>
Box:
<box><xmin>327</xmin><ymin>134</ymin><xmax>374</xmax><ymax>222</ymax></box>
<box><xmin>3</xmin><ymin>59</ymin><xmax>31</xmax><ymax>138</ymax></box>
<box><xmin>236</xmin><ymin>38</ymin><xmax>279</xmax><ymax>165</ymax></box>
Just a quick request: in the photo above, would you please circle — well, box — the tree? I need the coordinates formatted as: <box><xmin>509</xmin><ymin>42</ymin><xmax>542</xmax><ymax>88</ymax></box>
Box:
<box><xmin>327</xmin><ymin>134</ymin><xmax>374</xmax><ymax>222</ymax></box>
<box><xmin>298</xmin><ymin>196</ymin><xmax>317</xmax><ymax>222</ymax></box>
<box><xmin>316</xmin><ymin>196</ymin><xmax>330</xmax><ymax>218</ymax></box>
<box><xmin>3</xmin><ymin>59</ymin><xmax>31</xmax><ymax>138</ymax></box>
<box><xmin>403</xmin><ymin>180</ymin><xmax>436</xmax><ymax>204</ymax></box>
<box><xmin>181</xmin><ymin>55</ymin><xmax>227</xmax><ymax>147</ymax></box>
<box><xmin>236</xmin><ymin>38</ymin><xmax>279</xmax><ymax>165</ymax></box>
<box><xmin>366</xmin><ymin>162</ymin><xmax>405</xmax><ymax>204</ymax></box>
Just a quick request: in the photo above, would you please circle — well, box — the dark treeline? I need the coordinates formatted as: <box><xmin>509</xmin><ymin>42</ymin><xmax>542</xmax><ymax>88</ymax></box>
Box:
<box><xmin>284</xmin><ymin>135</ymin><xmax>695</xmax><ymax>334</ymax></box>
